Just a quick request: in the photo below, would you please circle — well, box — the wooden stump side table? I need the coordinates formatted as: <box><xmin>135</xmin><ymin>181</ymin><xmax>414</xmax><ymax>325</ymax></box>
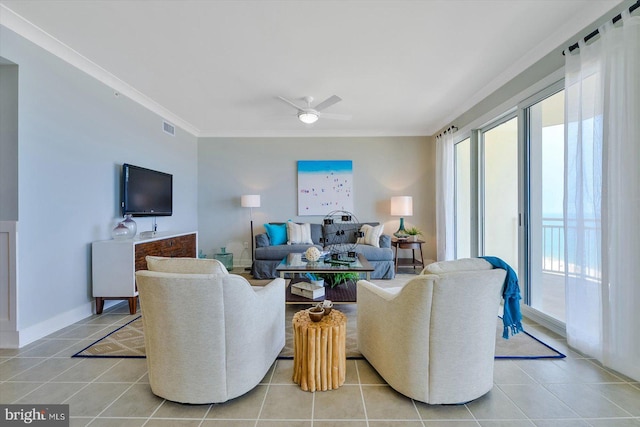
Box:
<box><xmin>292</xmin><ymin>309</ymin><xmax>347</xmax><ymax>392</ymax></box>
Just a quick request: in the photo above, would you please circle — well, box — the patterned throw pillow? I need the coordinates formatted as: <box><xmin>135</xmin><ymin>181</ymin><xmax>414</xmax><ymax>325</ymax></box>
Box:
<box><xmin>356</xmin><ymin>224</ymin><xmax>384</xmax><ymax>248</ymax></box>
<box><xmin>287</xmin><ymin>221</ymin><xmax>314</xmax><ymax>245</ymax></box>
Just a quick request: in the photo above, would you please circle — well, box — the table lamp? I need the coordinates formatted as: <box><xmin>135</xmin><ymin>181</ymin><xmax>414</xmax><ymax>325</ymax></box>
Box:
<box><xmin>391</xmin><ymin>196</ymin><xmax>413</xmax><ymax>238</ymax></box>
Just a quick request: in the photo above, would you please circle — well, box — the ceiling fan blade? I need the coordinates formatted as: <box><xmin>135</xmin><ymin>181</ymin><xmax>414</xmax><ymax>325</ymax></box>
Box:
<box><xmin>277</xmin><ymin>96</ymin><xmax>304</xmax><ymax>111</ymax></box>
<box><xmin>314</xmin><ymin>95</ymin><xmax>342</xmax><ymax>112</ymax></box>
<box><xmin>318</xmin><ymin>112</ymin><xmax>352</xmax><ymax>121</ymax></box>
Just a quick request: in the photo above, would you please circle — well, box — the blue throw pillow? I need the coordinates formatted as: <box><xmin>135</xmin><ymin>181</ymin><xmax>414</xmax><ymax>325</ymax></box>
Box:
<box><xmin>264</xmin><ymin>223</ymin><xmax>287</xmax><ymax>246</ymax></box>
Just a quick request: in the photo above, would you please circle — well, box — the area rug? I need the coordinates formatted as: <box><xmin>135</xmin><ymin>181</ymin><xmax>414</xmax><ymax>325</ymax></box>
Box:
<box><xmin>72</xmin><ymin>306</ymin><xmax>565</xmax><ymax>360</ymax></box>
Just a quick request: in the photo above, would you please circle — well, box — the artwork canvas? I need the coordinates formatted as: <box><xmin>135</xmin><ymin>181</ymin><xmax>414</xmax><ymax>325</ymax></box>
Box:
<box><xmin>298</xmin><ymin>160</ymin><xmax>353</xmax><ymax>215</ymax></box>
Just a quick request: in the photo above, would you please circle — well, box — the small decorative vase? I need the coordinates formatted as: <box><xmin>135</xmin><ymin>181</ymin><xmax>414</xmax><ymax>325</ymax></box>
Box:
<box><xmin>122</xmin><ymin>214</ymin><xmax>137</xmax><ymax>237</ymax></box>
<box><xmin>111</xmin><ymin>222</ymin><xmax>131</xmax><ymax>240</ymax></box>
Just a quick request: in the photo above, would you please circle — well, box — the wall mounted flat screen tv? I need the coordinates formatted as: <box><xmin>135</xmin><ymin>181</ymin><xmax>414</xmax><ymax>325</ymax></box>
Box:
<box><xmin>121</xmin><ymin>163</ymin><xmax>172</xmax><ymax>217</ymax></box>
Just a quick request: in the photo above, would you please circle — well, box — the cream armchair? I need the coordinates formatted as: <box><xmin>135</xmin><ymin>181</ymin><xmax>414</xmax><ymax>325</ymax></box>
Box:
<box><xmin>135</xmin><ymin>256</ymin><xmax>285</xmax><ymax>404</ymax></box>
<box><xmin>357</xmin><ymin>258</ymin><xmax>506</xmax><ymax>404</ymax></box>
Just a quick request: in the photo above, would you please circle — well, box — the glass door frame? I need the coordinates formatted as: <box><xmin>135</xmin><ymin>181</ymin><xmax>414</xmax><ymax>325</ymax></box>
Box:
<box><xmin>453</xmin><ymin>134</ymin><xmax>478</xmax><ymax>259</ymax></box>
<box><xmin>518</xmin><ymin>79</ymin><xmax>565</xmax><ymax>313</ymax></box>
<box><xmin>478</xmin><ymin>111</ymin><xmax>519</xmax><ymax>265</ymax></box>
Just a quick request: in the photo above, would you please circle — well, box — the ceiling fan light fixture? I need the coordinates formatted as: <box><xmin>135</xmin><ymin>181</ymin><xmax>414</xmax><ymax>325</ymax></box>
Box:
<box><xmin>298</xmin><ymin>111</ymin><xmax>318</xmax><ymax>124</ymax></box>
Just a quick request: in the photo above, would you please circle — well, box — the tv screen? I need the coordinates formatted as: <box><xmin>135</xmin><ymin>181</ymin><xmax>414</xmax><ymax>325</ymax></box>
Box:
<box><xmin>121</xmin><ymin>163</ymin><xmax>172</xmax><ymax>217</ymax></box>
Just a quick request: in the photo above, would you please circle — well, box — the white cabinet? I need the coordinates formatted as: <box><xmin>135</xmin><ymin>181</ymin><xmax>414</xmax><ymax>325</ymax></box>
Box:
<box><xmin>92</xmin><ymin>231</ymin><xmax>197</xmax><ymax>314</ymax></box>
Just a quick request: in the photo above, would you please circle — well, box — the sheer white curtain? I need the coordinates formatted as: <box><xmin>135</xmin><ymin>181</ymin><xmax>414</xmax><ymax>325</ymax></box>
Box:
<box><xmin>564</xmin><ymin>12</ymin><xmax>640</xmax><ymax>380</ymax></box>
<box><xmin>436</xmin><ymin>130</ymin><xmax>455</xmax><ymax>261</ymax></box>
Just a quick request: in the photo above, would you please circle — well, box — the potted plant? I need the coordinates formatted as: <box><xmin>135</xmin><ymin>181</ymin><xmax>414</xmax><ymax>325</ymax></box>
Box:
<box><xmin>405</xmin><ymin>226</ymin><xmax>422</xmax><ymax>242</ymax></box>
<box><xmin>319</xmin><ymin>272</ymin><xmax>360</xmax><ymax>288</ymax></box>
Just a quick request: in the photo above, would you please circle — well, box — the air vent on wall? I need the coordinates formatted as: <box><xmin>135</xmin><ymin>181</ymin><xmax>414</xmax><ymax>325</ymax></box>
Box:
<box><xmin>163</xmin><ymin>120</ymin><xmax>175</xmax><ymax>136</ymax></box>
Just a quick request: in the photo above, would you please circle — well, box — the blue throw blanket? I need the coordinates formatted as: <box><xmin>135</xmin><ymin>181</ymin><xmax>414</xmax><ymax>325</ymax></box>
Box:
<box><xmin>480</xmin><ymin>256</ymin><xmax>524</xmax><ymax>339</ymax></box>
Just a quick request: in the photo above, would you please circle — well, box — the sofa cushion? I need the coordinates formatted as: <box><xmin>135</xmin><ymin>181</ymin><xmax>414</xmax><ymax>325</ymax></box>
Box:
<box><xmin>309</xmin><ymin>223</ymin><xmax>323</xmax><ymax>245</ymax></box>
<box><xmin>264</xmin><ymin>223</ymin><xmax>287</xmax><ymax>246</ymax></box>
<box><xmin>356</xmin><ymin>224</ymin><xmax>384</xmax><ymax>248</ymax></box>
<box><xmin>355</xmin><ymin>245</ymin><xmax>394</xmax><ymax>262</ymax></box>
<box><xmin>286</xmin><ymin>221</ymin><xmax>313</xmax><ymax>245</ymax></box>
<box><xmin>255</xmin><ymin>233</ymin><xmax>270</xmax><ymax>248</ymax></box>
<box><xmin>255</xmin><ymin>244</ymin><xmax>323</xmax><ymax>261</ymax></box>
<box><xmin>145</xmin><ymin>256</ymin><xmax>228</xmax><ymax>274</ymax></box>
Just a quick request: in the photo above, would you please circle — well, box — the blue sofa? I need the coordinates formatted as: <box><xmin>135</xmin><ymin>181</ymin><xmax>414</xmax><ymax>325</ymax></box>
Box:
<box><xmin>251</xmin><ymin>222</ymin><xmax>395</xmax><ymax>279</ymax></box>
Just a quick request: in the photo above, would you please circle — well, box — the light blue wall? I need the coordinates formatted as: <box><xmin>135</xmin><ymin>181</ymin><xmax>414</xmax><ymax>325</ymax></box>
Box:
<box><xmin>197</xmin><ymin>136</ymin><xmax>436</xmax><ymax>266</ymax></box>
<box><xmin>0</xmin><ymin>26</ymin><xmax>198</xmax><ymax>339</ymax></box>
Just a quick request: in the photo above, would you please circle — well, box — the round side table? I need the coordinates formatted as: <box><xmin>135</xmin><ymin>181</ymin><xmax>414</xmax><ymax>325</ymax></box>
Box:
<box><xmin>292</xmin><ymin>309</ymin><xmax>347</xmax><ymax>392</ymax></box>
<box><xmin>391</xmin><ymin>238</ymin><xmax>425</xmax><ymax>273</ymax></box>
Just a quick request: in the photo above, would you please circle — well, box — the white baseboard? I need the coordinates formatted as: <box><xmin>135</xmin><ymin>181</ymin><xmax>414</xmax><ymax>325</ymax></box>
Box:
<box><xmin>16</xmin><ymin>301</ymin><xmax>95</xmax><ymax>348</ymax></box>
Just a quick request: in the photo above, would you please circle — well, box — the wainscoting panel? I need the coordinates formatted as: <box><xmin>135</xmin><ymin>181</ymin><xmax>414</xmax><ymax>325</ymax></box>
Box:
<box><xmin>0</xmin><ymin>221</ymin><xmax>18</xmax><ymax>348</ymax></box>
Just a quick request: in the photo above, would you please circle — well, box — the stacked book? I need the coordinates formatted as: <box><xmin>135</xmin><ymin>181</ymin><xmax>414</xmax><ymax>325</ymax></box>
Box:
<box><xmin>291</xmin><ymin>281</ymin><xmax>325</xmax><ymax>300</ymax></box>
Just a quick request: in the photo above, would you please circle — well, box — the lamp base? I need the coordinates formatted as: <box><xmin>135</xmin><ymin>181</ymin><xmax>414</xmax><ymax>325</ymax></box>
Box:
<box><xmin>394</xmin><ymin>217</ymin><xmax>408</xmax><ymax>238</ymax></box>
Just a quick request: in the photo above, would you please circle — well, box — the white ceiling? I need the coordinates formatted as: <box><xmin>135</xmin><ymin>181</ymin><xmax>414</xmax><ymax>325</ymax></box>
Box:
<box><xmin>0</xmin><ymin>0</ymin><xmax>624</xmax><ymax>137</ymax></box>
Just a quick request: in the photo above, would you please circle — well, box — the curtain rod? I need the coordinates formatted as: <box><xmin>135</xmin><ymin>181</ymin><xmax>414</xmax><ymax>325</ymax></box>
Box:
<box><xmin>564</xmin><ymin>0</ymin><xmax>639</xmax><ymax>55</ymax></box>
<box><xmin>436</xmin><ymin>126</ymin><xmax>458</xmax><ymax>139</ymax></box>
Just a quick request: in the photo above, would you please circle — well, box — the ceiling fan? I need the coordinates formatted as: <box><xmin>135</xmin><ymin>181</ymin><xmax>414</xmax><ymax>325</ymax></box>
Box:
<box><xmin>277</xmin><ymin>95</ymin><xmax>352</xmax><ymax>124</ymax></box>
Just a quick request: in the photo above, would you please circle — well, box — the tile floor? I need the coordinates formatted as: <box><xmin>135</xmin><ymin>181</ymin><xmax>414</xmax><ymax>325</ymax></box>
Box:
<box><xmin>1</xmin><ymin>303</ymin><xmax>639</xmax><ymax>427</ymax></box>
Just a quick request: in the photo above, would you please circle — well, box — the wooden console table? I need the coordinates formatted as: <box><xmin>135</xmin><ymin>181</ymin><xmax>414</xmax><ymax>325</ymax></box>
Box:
<box><xmin>92</xmin><ymin>231</ymin><xmax>197</xmax><ymax>314</ymax></box>
<box><xmin>292</xmin><ymin>309</ymin><xmax>346</xmax><ymax>392</ymax></box>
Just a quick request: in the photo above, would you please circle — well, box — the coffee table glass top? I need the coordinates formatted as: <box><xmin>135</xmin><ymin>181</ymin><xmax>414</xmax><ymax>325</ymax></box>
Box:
<box><xmin>276</xmin><ymin>253</ymin><xmax>373</xmax><ymax>273</ymax></box>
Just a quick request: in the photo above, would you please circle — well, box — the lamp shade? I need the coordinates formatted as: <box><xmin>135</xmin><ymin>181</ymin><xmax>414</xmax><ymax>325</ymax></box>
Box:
<box><xmin>241</xmin><ymin>194</ymin><xmax>261</xmax><ymax>208</ymax></box>
<box><xmin>390</xmin><ymin>196</ymin><xmax>413</xmax><ymax>216</ymax></box>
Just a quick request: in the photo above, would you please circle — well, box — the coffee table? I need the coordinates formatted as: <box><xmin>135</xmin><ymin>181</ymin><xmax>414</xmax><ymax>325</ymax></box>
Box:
<box><xmin>276</xmin><ymin>253</ymin><xmax>374</xmax><ymax>304</ymax></box>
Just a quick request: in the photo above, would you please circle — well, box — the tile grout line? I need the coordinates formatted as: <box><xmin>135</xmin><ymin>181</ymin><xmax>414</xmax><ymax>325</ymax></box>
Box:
<box><xmin>253</xmin><ymin>358</ymin><xmax>278</xmax><ymax>426</ymax></box>
<box><xmin>81</xmin><ymin>366</ymin><xmax>149</xmax><ymax>425</ymax></box>
<box><xmin>7</xmin><ymin>335</ymin><xmax>92</xmax><ymax>402</ymax></box>
<box><xmin>354</xmin><ymin>360</ymin><xmax>370</xmax><ymax>427</ymax></box>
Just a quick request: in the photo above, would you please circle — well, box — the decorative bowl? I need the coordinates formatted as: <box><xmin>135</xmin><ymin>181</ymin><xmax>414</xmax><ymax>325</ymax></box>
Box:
<box><xmin>307</xmin><ymin>307</ymin><xmax>325</xmax><ymax>322</ymax></box>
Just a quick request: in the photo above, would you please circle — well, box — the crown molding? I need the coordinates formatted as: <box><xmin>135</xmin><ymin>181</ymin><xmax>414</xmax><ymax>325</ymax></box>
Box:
<box><xmin>197</xmin><ymin>129</ymin><xmax>429</xmax><ymax>138</ymax></box>
<box><xmin>0</xmin><ymin>5</ymin><xmax>201</xmax><ymax>137</ymax></box>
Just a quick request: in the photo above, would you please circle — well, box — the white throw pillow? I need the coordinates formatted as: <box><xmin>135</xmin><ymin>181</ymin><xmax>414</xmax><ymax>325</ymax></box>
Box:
<box><xmin>356</xmin><ymin>224</ymin><xmax>384</xmax><ymax>248</ymax></box>
<box><xmin>287</xmin><ymin>221</ymin><xmax>314</xmax><ymax>245</ymax></box>
<box><xmin>145</xmin><ymin>256</ymin><xmax>229</xmax><ymax>275</ymax></box>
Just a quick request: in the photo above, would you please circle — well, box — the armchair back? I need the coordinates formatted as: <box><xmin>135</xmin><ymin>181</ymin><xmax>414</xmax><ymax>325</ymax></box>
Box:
<box><xmin>135</xmin><ymin>260</ymin><xmax>285</xmax><ymax>404</ymax></box>
<box><xmin>357</xmin><ymin>259</ymin><xmax>505</xmax><ymax>404</ymax></box>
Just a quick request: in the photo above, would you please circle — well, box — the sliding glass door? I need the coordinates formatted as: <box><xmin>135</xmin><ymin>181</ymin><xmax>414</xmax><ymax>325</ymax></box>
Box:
<box><xmin>481</xmin><ymin>116</ymin><xmax>519</xmax><ymax>271</ymax></box>
<box><xmin>525</xmin><ymin>88</ymin><xmax>566</xmax><ymax>321</ymax></box>
<box><xmin>452</xmin><ymin>82</ymin><xmax>568</xmax><ymax>326</ymax></box>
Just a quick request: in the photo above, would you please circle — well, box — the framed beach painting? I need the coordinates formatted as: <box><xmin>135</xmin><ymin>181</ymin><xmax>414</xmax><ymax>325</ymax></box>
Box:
<box><xmin>298</xmin><ymin>160</ymin><xmax>353</xmax><ymax>215</ymax></box>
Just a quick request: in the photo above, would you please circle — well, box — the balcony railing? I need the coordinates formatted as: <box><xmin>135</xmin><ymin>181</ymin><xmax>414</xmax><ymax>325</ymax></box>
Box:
<box><xmin>542</xmin><ymin>217</ymin><xmax>600</xmax><ymax>281</ymax></box>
